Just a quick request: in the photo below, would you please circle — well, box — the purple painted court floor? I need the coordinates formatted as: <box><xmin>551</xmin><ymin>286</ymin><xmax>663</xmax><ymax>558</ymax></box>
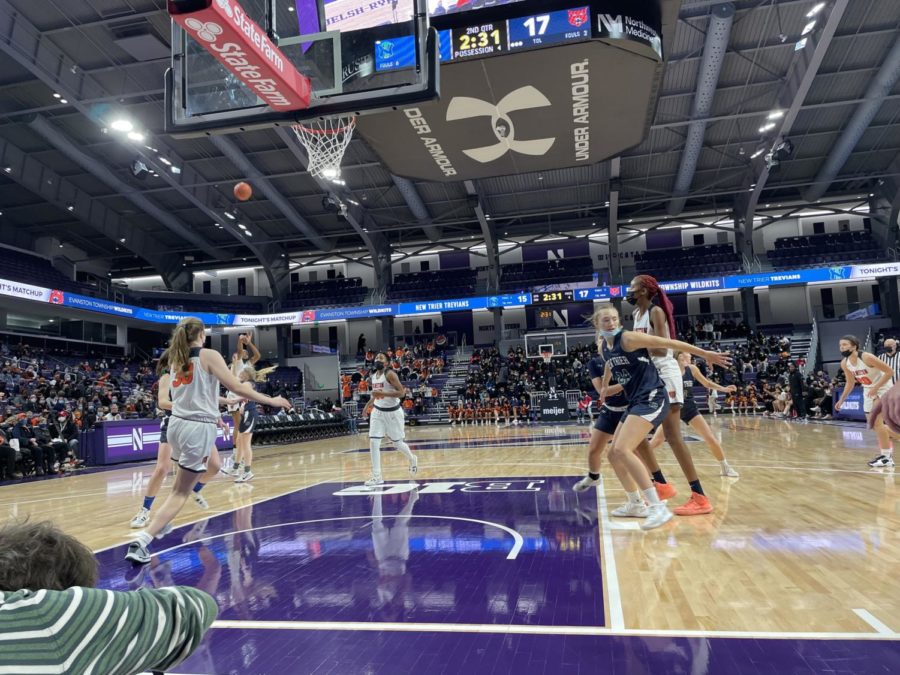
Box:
<box><xmin>95</xmin><ymin>477</ymin><xmax>899</xmax><ymax>674</ymax></box>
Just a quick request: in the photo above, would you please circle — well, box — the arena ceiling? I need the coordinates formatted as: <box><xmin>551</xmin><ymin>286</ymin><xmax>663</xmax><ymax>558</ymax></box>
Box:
<box><xmin>0</xmin><ymin>0</ymin><xmax>898</xmax><ymax>283</ymax></box>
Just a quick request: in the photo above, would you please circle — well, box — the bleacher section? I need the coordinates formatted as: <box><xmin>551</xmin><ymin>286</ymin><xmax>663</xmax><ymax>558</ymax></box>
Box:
<box><xmin>282</xmin><ymin>277</ymin><xmax>367</xmax><ymax>309</ymax></box>
<box><xmin>387</xmin><ymin>269</ymin><xmax>476</xmax><ymax>302</ymax></box>
<box><xmin>635</xmin><ymin>244</ymin><xmax>742</xmax><ymax>279</ymax></box>
<box><xmin>768</xmin><ymin>231</ymin><xmax>881</xmax><ymax>269</ymax></box>
<box><xmin>0</xmin><ymin>247</ymin><xmax>93</xmax><ymax>295</ymax></box>
<box><xmin>499</xmin><ymin>257</ymin><xmax>594</xmax><ymax>292</ymax></box>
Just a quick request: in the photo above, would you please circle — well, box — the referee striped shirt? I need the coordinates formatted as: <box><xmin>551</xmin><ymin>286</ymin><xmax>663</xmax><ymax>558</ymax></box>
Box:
<box><xmin>879</xmin><ymin>350</ymin><xmax>900</xmax><ymax>384</ymax></box>
<box><xmin>0</xmin><ymin>585</ymin><xmax>217</xmax><ymax>674</ymax></box>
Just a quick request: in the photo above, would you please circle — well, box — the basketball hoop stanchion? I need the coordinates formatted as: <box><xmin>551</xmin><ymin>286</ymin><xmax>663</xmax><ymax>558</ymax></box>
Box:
<box><xmin>292</xmin><ymin>117</ymin><xmax>357</xmax><ymax>180</ymax></box>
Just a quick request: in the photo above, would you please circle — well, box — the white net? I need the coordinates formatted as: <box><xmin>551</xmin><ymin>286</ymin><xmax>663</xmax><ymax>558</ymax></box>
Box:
<box><xmin>291</xmin><ymin>116</ymin><xmax>356</xmax><ymax>181</ymax></box>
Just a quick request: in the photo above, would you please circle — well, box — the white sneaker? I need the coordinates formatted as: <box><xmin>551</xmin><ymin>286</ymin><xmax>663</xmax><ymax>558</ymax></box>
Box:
<box><xmin>130</xmin><ymin>507</ymin><xmax>150</xmax><ymax>528</ymax></box>
<box><xmin>721</xmin><ymin>463</ymin><xmax>740</xmax><ymax>478</ymax></box>
<box><xmin>611</xmin><ymin>501</ymin><xmax>649</xmax><ymax>518</ymax></box>
<box><xmin>641</xmin><ymin>503</ymin><xmax>674</xmax><ymax>530</ymax></box>
<box><xmin>221</xmin><ymin>464</ymin><xmax>238</xmax><ymax>476</ymax></box>
<box><xmin>364</xmin><ymin>475</ymin><xmax>384</xmax><ymax>488</ymax></box>
<box><xmin>868</xmin><ymin>454</ymin><xmax>895</xmax><ymax>468</ymax></box>
<box><xmin>572</xmin><ymin>475</ymin><xmax>600</xmax><ymax>492</ymax></box>
<box><xmin>155</xmin><ymin>522</ymin><xmax>174</xmax><ymax>539</ymax></box>
<box><xmin>192</xmin><ymin>492</ymin><xmax>209</xmax><ymax>509</ymax></box>
<box><xmin>409</xmin><ymin>455</ymin><xmax>418</xmax><ymax>476</ymax></box>
<box><xmin>234</xmin><ymin>470</ymin><xmax>254</xmax><ymax>483</ymax></box>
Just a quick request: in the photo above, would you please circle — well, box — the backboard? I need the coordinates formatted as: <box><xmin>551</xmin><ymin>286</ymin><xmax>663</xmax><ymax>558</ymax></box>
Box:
<box><xmin>166</xmin><ymin>0</ymin><xmax>440</xmax><ymax>136</ymax></box>
<box><xmin>524</xmin><ymin>332</ymin><xmax>568</xmax><ymax>360</ymax></box>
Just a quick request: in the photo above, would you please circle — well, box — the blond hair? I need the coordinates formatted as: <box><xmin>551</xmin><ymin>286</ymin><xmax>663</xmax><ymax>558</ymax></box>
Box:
<box><xmin>241</xmin><ymin>364</ymin><xmax>277</xmax><ymax>383</ymax></box>
<box><xmin>589</xmin><ymin>304</ymin><xmax>619</xmax><ymax>352</ymax></box>
<box><xmin>169</xmin><ymin>317</ymin><xmax>205</xmax><ymax>376</ymax></box>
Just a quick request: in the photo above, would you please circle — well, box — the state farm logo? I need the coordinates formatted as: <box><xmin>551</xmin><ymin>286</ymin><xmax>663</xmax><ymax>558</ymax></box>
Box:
<box><xmin>185</xmin><ymin>18</ymin><xmax>223</xmax><ymax>43</ymax></box>
<box><xmin>215</xmin><ymin>0</ymin><xmax>233</xmax><ymax>18</ymax></box>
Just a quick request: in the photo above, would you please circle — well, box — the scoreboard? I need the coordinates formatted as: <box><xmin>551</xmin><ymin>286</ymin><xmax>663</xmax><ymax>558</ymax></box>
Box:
<box><xmin>375</xmin><ymin>5</ymin><xmax>592</xmax><ymax>72</ymax></box>
<box><xmin>531</xmin><ymin>290</ymin><xmax>575</xmax><ymax>305</ymax></box>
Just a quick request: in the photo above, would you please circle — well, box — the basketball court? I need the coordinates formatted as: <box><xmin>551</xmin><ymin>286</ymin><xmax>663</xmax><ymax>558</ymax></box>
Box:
<box><xmin>2</xmin><ymin>418</ymin><xmax>896</xmax><ymax>673</ymax></box>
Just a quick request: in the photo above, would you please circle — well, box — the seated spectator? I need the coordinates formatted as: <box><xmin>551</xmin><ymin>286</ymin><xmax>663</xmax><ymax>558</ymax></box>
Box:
<box><xmin>104</xmin><ymin>404</ymin><xmax>123</xmax><ymax>421</ymax></box>
<box><xmin>0</xmin><ymin>521</ymin><xmax>217</xmax><ymax>674</ymax></box>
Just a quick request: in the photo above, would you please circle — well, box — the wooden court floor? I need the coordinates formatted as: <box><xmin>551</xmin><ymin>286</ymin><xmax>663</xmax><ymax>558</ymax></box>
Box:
<box><xmin>0</xmin><ymin>416</ymin><xmax>897</xmax><ymax>638</ymax></box>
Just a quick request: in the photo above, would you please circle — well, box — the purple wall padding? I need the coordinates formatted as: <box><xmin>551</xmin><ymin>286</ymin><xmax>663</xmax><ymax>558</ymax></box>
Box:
<box><xmin>645</xmin><ymin>230</ymin><xmax>682</xmax><ymax>250</ymax></box>
<box><xmin>440</xmin><ymin>309</ymin><xmax>474</xmax><ymax>344</ymax></box>
<box><xmin>522</xmin><ymin>240</ymin><xmax>590</xmax><ymax>262</ymax></box>
<box><xmin>439</xmin><ymin>251</ymin><xmax>471</xmax><ymax>270</ymax></box>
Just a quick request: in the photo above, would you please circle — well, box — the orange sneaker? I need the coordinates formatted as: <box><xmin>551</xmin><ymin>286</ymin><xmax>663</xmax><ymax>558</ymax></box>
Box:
<box><xmin>654</xmin><ymin>481</ymin><xmax>677</xmax><ymax>501</ymax></box>
<box><xmin>673</xmin><ymin>492</ymin><xmax>713</xmax><ymax>516</ymax></box>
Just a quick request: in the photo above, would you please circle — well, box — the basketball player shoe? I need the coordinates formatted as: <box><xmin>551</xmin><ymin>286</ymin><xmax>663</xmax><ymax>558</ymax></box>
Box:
<box><xmin>611</xmin><ymin>501</ymin><xmax>649</xmax><ymax>518</ymax></box>
<box><xmin>641</xmin><ymin>503</ymin><xmax>674</xmax><ymax>530</ymax></box>
<box><xmin>192</xmin><ymin>493</ymin><xmax>209</xmax><ymax>509</ymax></box>
<box><xmin>673</xmin><ymin>493</ymin><xmax>713</xmax><ymax>516</ymax></box>
<box><xmin>572</xmin><ymin>475</ymin><xmax>600</xmax><ymax>492</ymax></box>
<box><xmin>130</xmin><ymin>507</ymin><xmax>150</xmax><ymax>528</ymax></box>
<box><xmin>364</xmin><ymin>475</ymin><xmax>384</xmax><ymax>488</ymax></box>
<box><xmin>654</xmin><ymin>481</ymin><xmax>677</xmax><ymax>501</ymax></box>
<box><xmin>720</xmin><ymin>461</ymin><xmax>740</xmax><ymax>477</ymax></box>
<box><xmin>868</xmin><ymin>454</ymin><xmax>895</xmax><ymax>468</ymax></box>
<box><xmin>409</xmin><ymin>455</ymin><xmax>418</xmax><ymax>476</ymax></box>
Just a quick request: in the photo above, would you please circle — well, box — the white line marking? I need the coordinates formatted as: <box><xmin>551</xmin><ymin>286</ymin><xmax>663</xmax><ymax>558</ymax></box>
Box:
<box><xmin>152</xmin><ymin>514</ymin><xmax>524</xmax><ymax>560</ymax></box>
<box><xmin>596</xmin><ymin>476</ymin><xmax>625</xmax><ymax>630</ymax></box>
<box><xmin>207</xmin><ymin>619</ymin><xmax>899</xmax><ymax>640</ymax></box>
<box><xmin>853</xmin><ymin>608</ymin><xmax>895</xmax><ymax>634</ymax></box>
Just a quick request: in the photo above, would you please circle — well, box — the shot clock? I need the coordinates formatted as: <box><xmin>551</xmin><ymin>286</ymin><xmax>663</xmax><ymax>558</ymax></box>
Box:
<box><xmin>531</xmin><ymin>290</ymin><xmax>575</xmax><ymax>304</ymax></box>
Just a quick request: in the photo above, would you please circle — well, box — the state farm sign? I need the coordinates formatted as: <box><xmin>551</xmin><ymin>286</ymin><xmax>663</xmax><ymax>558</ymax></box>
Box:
<box><xmin>168</xmin><ymin>0</ymin><xmax>311</xmax><ymax>111</ymax></box>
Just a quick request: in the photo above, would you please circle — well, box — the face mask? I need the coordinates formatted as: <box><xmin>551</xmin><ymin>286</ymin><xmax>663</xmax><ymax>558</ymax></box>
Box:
<box><xmin>600</xmin><ymin>327</ymin><xmax>623</xmax><ymax>338</ymax></box>
<box><xmin>840</xmin><ymin>349</ymin><xmax>853</xmax><ymax>359</ymax></box>
<box><xmin>374</xmin><ymin>361</ymin><xmax>385</xmax><ymax>371</ymax></box>
<box><xmin>58</xmin><ymin>417</ymin><xmax>65</xmax><ymax>423</ymax></box>
<box><xmin>626</xmin><ymin>293</ymin><xmax>638</xmax><ymax>305</ymax></box>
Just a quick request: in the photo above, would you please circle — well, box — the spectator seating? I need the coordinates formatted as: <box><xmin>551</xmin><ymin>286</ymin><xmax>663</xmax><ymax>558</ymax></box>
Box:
<box><xmin>0</xmin><ymin>247</ymin><xmax>94</xmax><ymax>295</ymax></box>
<box><xmin>499</xmin><ymin>257</ymin><xmax>594</xmax><ymax>292</ymax></box>
<box><xmin>387</xmin><ymin>269</ymin><xmax>477</xmax><ymax>302</ymax></box>
<box><xmin>635</xmin><ymin>244</ymin><xmax>742</xmax><ymax>279</ymax></box>
<box><xmin>282</xmin><ymin>277</ymin><xmax>367</xmax><ymax>309</ymax></box>
<box><xmin>768</xmin><ymin>230</ymin><xmax>881</xmax><ymax>269</ymax></box>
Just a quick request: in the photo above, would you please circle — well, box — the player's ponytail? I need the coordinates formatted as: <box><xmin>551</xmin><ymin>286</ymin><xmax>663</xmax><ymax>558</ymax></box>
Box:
<box><xmin>155</xmin><ymin>348</ymin><xmax>170</xmax><ymax>377</ymax></box>
<box><xmin>635</xmin><ymin>274</ymin><xmax>676</xmax><ymax>339</ymax></box>
<box><xmin>169</xmin><ymin>317</ymin><xmax>205</xmax><ymax>375</ymax></box>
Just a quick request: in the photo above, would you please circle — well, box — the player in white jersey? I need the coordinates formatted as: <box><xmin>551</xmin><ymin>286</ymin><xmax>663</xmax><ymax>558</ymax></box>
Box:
<box><xmin>629</xmin><ymin>274</ymin><xmax>713</xmax><ymax>516</ymax></box>
<box><xmin>834</xmin><ymin>334</ymin><xmax>896</xmax><ymax>468</ymax></box>
<box><xmin>126</xmin><ymin>317</ymin><xmax>290</xmax><ymax>565</ymax></box>
<box><xmin>363</xmin><ymin>352</ymin><xmax>418</xmax><ymax>487</ymax></box>
<box><xmin>223</xmin><ymin>333</ymin><xmax>260</xmax><ymax>474</ymax></box>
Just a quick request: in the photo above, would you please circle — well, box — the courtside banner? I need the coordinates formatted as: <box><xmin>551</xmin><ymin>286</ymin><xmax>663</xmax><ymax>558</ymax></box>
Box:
<box><xmin>168</xmin><ymin>0</ymin><xmax>312</xmax><ymax>111</ymax></box>
<box><xmin>0</xmin><ymin>278</ymin><xmax>52</xmax><ymax>302</ymax></box>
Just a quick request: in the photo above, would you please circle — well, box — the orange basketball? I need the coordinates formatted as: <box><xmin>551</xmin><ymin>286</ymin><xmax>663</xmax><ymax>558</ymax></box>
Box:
<box><xmin>234</xmin><ymin>181</ymin><xmax>253</xmax><ymax>201</ymax></box>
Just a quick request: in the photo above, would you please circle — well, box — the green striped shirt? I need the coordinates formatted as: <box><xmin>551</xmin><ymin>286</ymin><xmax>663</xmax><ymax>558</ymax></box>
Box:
<box><xmin>0</xmin><ymin>586</ymin><xmax>217</xmax><ymax>674</ymax></box>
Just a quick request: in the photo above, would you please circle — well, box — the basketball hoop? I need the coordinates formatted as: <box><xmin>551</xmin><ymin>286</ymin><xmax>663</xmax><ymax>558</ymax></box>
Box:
<box><xmin>291</xmin><ymin>116</ymin><xmax>356</xmax><ymax>181</ymax></box>
<box><xmin>540</xmin><ymin>350</ymin><xmax>553</xmax><ymax>366</ymax></box>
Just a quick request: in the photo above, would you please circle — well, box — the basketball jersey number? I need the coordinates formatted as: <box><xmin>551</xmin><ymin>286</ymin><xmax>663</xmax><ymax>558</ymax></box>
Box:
<box><xmin>172</xmin><ymin>364</ymin><xmax>195</xmax><ymax>388</ymax></box>
<box><xmin>857</xmin><ymin>375</ymin><xmax>872</xmax><ymax>386</ymax></box>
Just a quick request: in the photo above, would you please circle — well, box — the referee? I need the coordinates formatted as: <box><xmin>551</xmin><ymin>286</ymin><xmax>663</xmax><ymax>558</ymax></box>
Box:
<box><xmin>880</xmin><ymin>338</ymin><xmax>900</xmax><ymax>384</ymax></box>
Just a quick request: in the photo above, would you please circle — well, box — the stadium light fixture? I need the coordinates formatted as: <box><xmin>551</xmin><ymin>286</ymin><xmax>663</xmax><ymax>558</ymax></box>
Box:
<box><xmin>767</xmin><ymin>110</ymin><xmax>784</xmax><ymax>120</ymax></box>
<box><xmin>795</xmin><ymin>37</ymin><xmax>808</xmax><ymax>51</ymax></box>
<box><xmin>127</xmin><ymin>131</ymin><xmax>145</xmax><ymax>142</ymax></box>
<box><xmin>807</xmin><ymin>3</ymin><xmax>826</xmax><ymax>17</ymax></box>
<box><xmin>66</xmin><ymin>204</ymin><xmax>75</xmax><ymax>212</ymax></box>
<box><xmin>224</xmin><ymin>211</ymin><xmax>236</xmax><ymax>220</ymax></box>
<box><xmin>110</xmin><ymin>119</ymin><xmax>134</xmax><ymax>133</ymax></box>
<box><xmin>59</xmin><ymin>99</ymin><xmax>68</xmax><ymax>104</ymax></box>
<box><xmin>52</xmin><ymin>93</ymin><xmax>61</xmax><ymax>99</ymax></box>
<box><xmin>3</xmin><ymin>167</ymin><xmax>10</xmax><ymax>173</ymax></box>
<box><xmin>237</xmin><ymin>223</ymin><xmax>247</xmax><ymax>229</ymax></box>
<box><xmin>759</xmin><ymin>122</ymin><xmax>776</xmax><ymax>133</ymax></box>
<box><xmin>750</xmin><ymin>148</ymin><xmax>765</xmax><ymax>159</ymax></box>
<box><xmin>801</xmin><ymin>20</ymin><xmax>817</xmax><ymax>35</ymax></box>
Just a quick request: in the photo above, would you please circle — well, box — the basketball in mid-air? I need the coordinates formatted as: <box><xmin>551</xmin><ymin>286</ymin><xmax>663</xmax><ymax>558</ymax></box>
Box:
<box><xmin>234</xmin><ymin>181</ymin><xmax>253</xmax><ymax>201</ymax></box>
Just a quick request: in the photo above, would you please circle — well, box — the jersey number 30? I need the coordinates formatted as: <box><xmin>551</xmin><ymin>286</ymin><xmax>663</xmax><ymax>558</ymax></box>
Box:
<box><xmin>172</xmin><ymin>365</ymin><xmax>195</xmax><ymax>388</ymax></box>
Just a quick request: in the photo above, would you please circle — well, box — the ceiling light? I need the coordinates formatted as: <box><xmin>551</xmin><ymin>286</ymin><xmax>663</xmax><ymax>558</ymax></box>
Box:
<box><xmin>170</xmin><ymin>166</ymin><xmax>182</xmax><ymax>175</ymax></box>
<box><xmin>287</xmin><ymin>4</ymin><xmax>295</xmax><ymax>11</ymax></box>
<box><xmin>119</xmin><ymin>237</ymin><xmax>126</xmax><ymax>243</ymax></box>
<box><xmin>52</xmin><ymin>93</ymin><xmax>61</xmax><ymax>99</ymax></box>
<box><xmin>795</xmin><ymin>37</ymin><xmax>808</xmax><ymax>51</ymax></box>
<box><xmin>767</xmin><ymin>110</ymin><xmax>784</xmax><ymax>120</ymax></box>
<box><xmin>750</xmin><ymin>148</ymin><xmax>765</xmax><ymax>159</ymax></box>
<box><xmin>48</xmin><ymin>319</ymin><xmax>54</xmax><ymax>323</ymax></box>
<box><xmin>59</xmin><ymin>99</ymin><xmax>68</xmax><ymax>104</ymax></box>
<box><xmin>3</xmin><ymin>167</ymin><xmax>10</xmax><ymax>173</ymax></box>
<box><xmin>322</xmin><ymin>167</ymin><xmax>339</xmax><ymax>180</ymax></box>
<box><xmin>224</xmin><ymin>212</ymin><xmax>236</xmax><ymax>220</ymax></box>
<box><xmin>127</xmin><ymin>131</ymin><xmax>145</xmax><ymax>142</ymax></box>
<box><xmin>245</xmin><ymin>231</ymin><xmax>253</xmax><ymax>237</ymax></box>
<box><xmin>110</xmin><ymin>119</ymin><xmax>134</xmax><ymax>133</ymax></box>
<box><xmin>759</xmin><ymin>122</ymin><xmax>776</xmax><ymax>133</ymax></box>
<box><xmin>807</xmin><ymin>3</ymin><xmax>825</xmax><ymax>17</ymax></box>
<box><xmin>801</xmin><ymin>20</ymin><xmax>816</xmax><ymax>36</ymax></box>
<box><xmin>66</xmin><ymin>204</ymin><xmax>75</xmax><ymax>212</ymax></box>
<box><xmin>59</xmin><ymin>243</ymin><xmax>64</xmax><ymax>248</ymax></box>
<box><xmin>238</xmin><ymin>223</ymin><xmax>247</xmax><ymax>229</ymax></box>
<box><xmin>158</xmin><ymin>157</ymin><xmax>172</xmax><ymax>166</ymax></box>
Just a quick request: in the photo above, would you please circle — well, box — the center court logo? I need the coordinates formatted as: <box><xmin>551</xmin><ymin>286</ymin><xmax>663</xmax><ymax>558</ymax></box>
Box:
<box><xmin>446</xmin><ymin>86</ymin><xmax>555</xmax><ymax>164</ymax></box>
<box><xmin>334</xmin><ymin>480</ymin><xmax>546</xmax><ymax>496</ymax></box>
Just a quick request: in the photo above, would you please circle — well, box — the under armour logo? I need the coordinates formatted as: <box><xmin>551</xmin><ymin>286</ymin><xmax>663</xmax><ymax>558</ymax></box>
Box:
<box><xmin>446</xmin><ymin>86</ymin><xmax>556</xmax><ymax>163</ymax></box>
<box><xmin>185</xmin><ymin>18</ymin><xmax>223</xmax><ymax>43</ymax></box>
<box><xmin>216</xmin><ymin>0</ymin><xmax>234</xmax><ymax>18</ymax></box>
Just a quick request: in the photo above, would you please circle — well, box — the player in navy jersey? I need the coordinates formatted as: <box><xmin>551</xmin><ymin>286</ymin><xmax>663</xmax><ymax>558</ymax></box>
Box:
<box><xmin>592</xmin><ymin>305</ymin><xmax>731</xmax><ymax>530</ymax></box>
<box><xmin>647</xmin><ymin>352</ymin><xmax>739</xmax><ymax>477</ymax></box>
<box><xmin>572</xmin><ymin>356</ymin><xmax>628</xmax><ymax>492</ymax></box>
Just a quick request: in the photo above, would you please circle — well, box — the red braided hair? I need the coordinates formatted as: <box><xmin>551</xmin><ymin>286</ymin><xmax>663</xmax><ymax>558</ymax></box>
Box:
<box><xmin>635</xmin><ymin>274</ymin><xmax>676</xmax><ymax>339</ymax></box>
